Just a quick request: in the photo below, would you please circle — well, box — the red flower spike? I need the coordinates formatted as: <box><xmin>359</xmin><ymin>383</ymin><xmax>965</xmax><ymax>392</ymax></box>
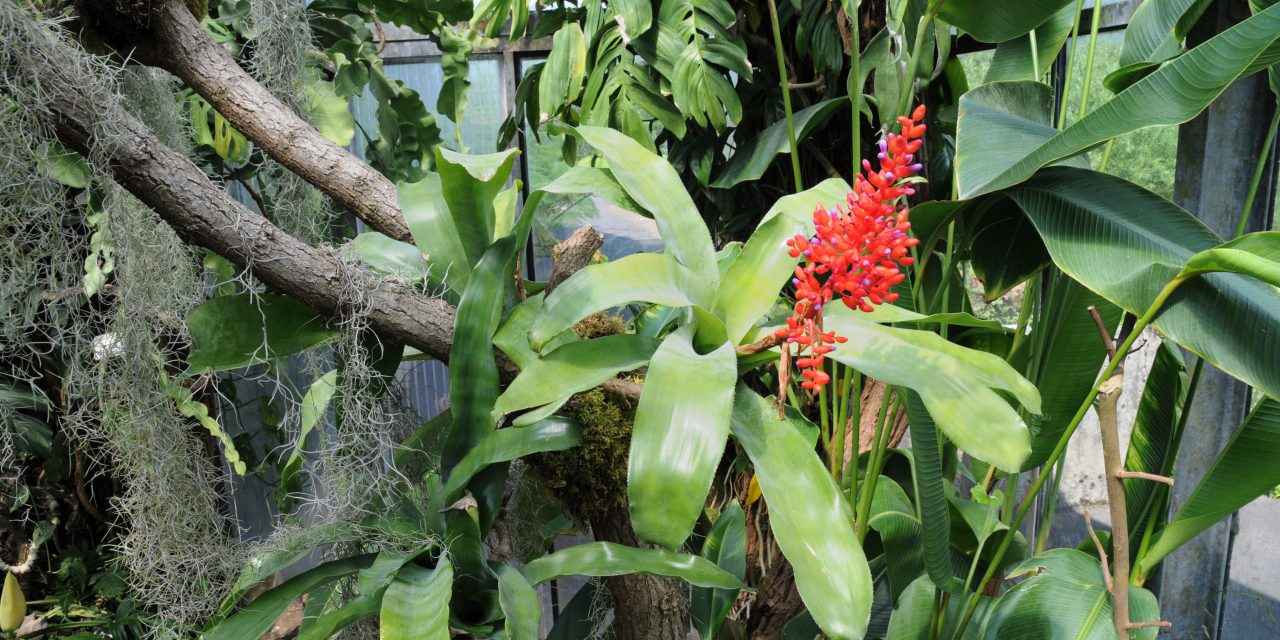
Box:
<box><xmin>776</xmin><ymin>105</ymin><xmax>926</xmax><ymax>394</ymax></box>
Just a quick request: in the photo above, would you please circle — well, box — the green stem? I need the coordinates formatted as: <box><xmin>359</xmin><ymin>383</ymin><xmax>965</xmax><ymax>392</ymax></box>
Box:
<box><xmin>1034</xmin><ymin>456</ymin><xmax>1067</xmax><ymax>553</ymax></box>
<box><xmin>856</xmin><ymin>386</ymin><xmax>899</xmax><ymax>543</ymax></box>
<box><xmin>819</xmin><ymin>385</ymin><xmax>832</xmax><ymax>452</ymax></box>
<box><xmin>846</xmin><ymin>370</ymin><xmax>863</xmax><ymax>495</ymax></box>
<box><xmin>951</xmin><ymin>276</ymin><xmax>1189</xmax><ymax>639</ymax></box>
<box><xmin>1076</xmin><ymin>0</ymin><xmax>1105</xmax><ymax>121</ymax></box>
<box><xmin>848</xmin><ymin>4</ymin><xmax>861</xmax><ymax>177</ymax></box>
<box><xmin>1097</xmin><ymin>138</ymin><xmax>1117</xmax><ymax>172</ymax></box>
<box><xmin>1056</xmin><ymin>0</ymin><xmax>1087</xmax><ymax>129</ymax></box>
<box><xmin>895</xmin><ymin>10</ymin><xmax>938</xmax><ymax>128</ymax></box>
<box><xmin>1029</xmin><ymin>28</ymin><xmax>1040</xmax><ymax>80</ymax></box>
<box><xmin>767</xmin><ymin>0</ymin><xmax>803</xmax><ymax>191</ymax></box>
<box><xmin>1236</xmin><ymin>103</ymin><xmax>1280</xmax><ymax>238</ymax></box>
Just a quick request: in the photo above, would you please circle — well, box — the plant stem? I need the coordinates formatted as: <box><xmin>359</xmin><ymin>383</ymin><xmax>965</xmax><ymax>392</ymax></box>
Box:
<box><xmin>766</xmin><ymin>0</ymin><xmax>803</xmax><ymax>191</ymax></box>
<box><xmin>1076</xmin><ymin>0</ymin><xmax>1105</xmax><ymax>121</ymax></box>
<box><xmin>819</xmin><ymin>385</ymin><xmax>832</xmax><ymax>452</ymax></box>
<box><xmin>1097</xmin><ymin>367</ymin><xmax>1131</xmax><ymax>639</ymax></box>
<box><xmin>950</xmin><ymin>276</ymin><xmax>1188</xmax><ymax>639</ymax></box>
<box><xmin>895</xmin><ymin>10</ymin><xmax>937</xmax><ymax>128</ymax></box>
<box><xmin>848</xmin><ymin>3</ymin><xmax>861</xmax><ymax>177</ymax></box>
<box><xmin>856</xmin><ymin>387</ymin><xmax>899</xmax><ymax>543</ymax></box>
<box><xmin>1056</xmin><ymin>0</ymin><xmax>1087</xmax><ymax>129</ymax></box>
<box><xmin>1034</xmin><ymin>456</ymin><xmax>1067</xmax><ymax>553</ymax></box>
<box><xmin>1029</xmin><ymin>28</ymin><xmax>1040</xmax><ymax>80</ymax></box>
<box><xmin>1236</xmin><ymin>102</ymin><xmax>1280</xmax><ymax>238</ymax></box>
<box><xmin>846</xmin><ymin>370</ymin><xmax>863</xmax><ymax>495</ymax></box>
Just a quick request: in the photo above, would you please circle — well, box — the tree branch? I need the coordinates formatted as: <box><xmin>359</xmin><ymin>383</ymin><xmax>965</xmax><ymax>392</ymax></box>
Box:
<box><xmin>138</xmin><ymin>0</ymin><xmax>412</xmax><ymax>242</ymax></box>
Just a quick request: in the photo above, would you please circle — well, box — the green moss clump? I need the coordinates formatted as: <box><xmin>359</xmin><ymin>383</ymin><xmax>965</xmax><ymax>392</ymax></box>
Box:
<box><xmin>530</xmin><ymin>388</ymin><xmax>634</xmax><ymax>523</ymax></box>
<box><xmin>573</xmin><ymin>312</ymin><xmax>625</xmax><ymax>340</ymax></box>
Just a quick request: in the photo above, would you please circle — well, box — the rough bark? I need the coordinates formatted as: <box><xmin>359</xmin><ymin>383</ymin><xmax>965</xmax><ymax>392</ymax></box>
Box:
<box><xmin>590</xmin><ymin>503</ymin><xmax>690</xmax><ymax>640</ymax></box>
<box><xmin>138</xmin><ymin>0</ymin><xmax>412</xmax><ymax>242</ymax></box>
<box><xmin>40</xmin><ymin>61</ymin><xmax>456</xmax><ymax>361</ymax></box>
<box><xmin>745</xmin><ymin>556</ymin><xmax>805</xmax><ymax>640</ymax></box>
<box><xmin>546</xmin><ymin>225</ymin><xmax>603</xmax><ymax>294</ymax></box>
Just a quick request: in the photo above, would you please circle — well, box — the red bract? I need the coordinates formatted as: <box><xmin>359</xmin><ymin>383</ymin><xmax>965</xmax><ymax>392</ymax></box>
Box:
<box><xmin>774</xmin><ymin>106</ymin><xmax>926</xmax><ymax>392</ymax></box>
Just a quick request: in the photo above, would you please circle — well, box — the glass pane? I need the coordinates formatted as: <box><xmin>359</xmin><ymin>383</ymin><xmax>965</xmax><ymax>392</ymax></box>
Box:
<box><xmin>517</xmin><ymin>57</ymin><xmax>664</xmax><ymax>280</ymax></box>
<box><xmin>1062</xmin><ymin>30</ymin><xmax>1177</xmax><ymax>200</ymax></box>
<box><xmin>351</xmin><ymin>56</ymin><xmax>505</xmax><ymax>157</ymax></box>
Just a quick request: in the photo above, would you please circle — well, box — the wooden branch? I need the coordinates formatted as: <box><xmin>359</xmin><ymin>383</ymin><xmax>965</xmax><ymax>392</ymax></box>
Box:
<box><xmin>546</xmin><ymin>224</ymin><xmax>602</xmax><ymax>294</ymax></box>
<box><xmin>140</xmin><ymin>0</ymin><xmax>412</xmax><ymax>242</ymax></box>
<box><xmin>1084</xmin><ymin>509</ymin><xmax>1112</xmax><ymax>591</ymax></box>
<box><xmin>1097</xmin><ymin>372</ymin><xmax>1131</xmax><ymax>640</ymax></box>
<box><xmin>1116</xmin><ymin>470</ymin><xmax>1174</xmax><ymax>486</ymax></box>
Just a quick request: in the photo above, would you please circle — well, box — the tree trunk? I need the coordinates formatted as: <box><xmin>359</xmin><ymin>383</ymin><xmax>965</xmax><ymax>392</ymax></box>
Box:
<box><xmin>745</xmin><ymin>556</ymin><xmax>805</xmax><ymax>640</ymax></box>
<box><xmin>590</xmin><ymin>504</ymin><xmax>690</xmax><ymax>640</ymax></box>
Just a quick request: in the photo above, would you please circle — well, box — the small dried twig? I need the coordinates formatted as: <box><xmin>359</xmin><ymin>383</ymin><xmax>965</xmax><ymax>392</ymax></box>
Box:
<box><xmin>1127</xmin><ymin>621</ymin><xmax>1172</xmax><ymax>629</ymax></box>
<box><xmin>1089</xmin><ymin>305</ymin><xmax>1117</xmax><ymax>361</ymax></box>
<box><xmin>1084</xmin><ymin>510</ymin><xmax>1112</xmax><ymax>591</ymax></box>
<box><xmin>1116</xmin><ymin>470</ymin><xmax>1175</xmax><ymax>486</ymax></box>
<box><xmin>788</xmin><ymin>75</ymin><xmax>825</xmax><ymax>89</ymax></box>
<box><xmin>736</xmin><ymin>333</ymin><xmax>784</xmax><ymax>356</ymax></box>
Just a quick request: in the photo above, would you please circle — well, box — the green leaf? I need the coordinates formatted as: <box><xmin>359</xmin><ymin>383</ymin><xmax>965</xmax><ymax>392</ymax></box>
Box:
<box><xmin>308</xmin><ymin>78</ymin><xmax>356</xmax><ymax>146</ymax></box>
<box><xmin>935</xmin><ymin>0</ymin><xmax>1074</xmax><ymax>43</ymax></box>
<box><xmin>399</xmin><ymin>173</ymin><xmax>472</xmax><ymax>293</ymax></box>
<box><xmin>713</xmin><ymin>178</ymin><xmax>852</xmax><ymax>343</ymax></box>
<box><xmin>522</xmin><ymin>542</ymin><xmax>741</xmax><ymax>589</ymax></box>
<box><xmin>185</xmin><ymin>293</ymin><xmax>338</xmax><ymax>374</ymax></box>
<box><xmin>614</xmin><ymin>0</ymin><xmax>653</xmax><ymax>37</ymax></box>
<box><xmin>38</xmin><ymin>140</ymin><xmax>91</xmax><ymax>189</ymax></box>
<box><xmin>298</xmin><ymin>595</ymin><xmax>380</xmax><ymax>640</ymax></box>
<box><xmin>1105</xmin><ymin>0</ymin><xmax>1214</xmax><ymax>92</ymax></box>
<box><xmin>204</xmin><ymin>554</ymin><xmax>376</xmax><ymax>640</ymax></box>
<box><xmin>982</xmin><ymin>3</ymin><xmax>1077</xmax><ymax>83</ymax></box>
<box><xmin>539</xmin><ymin>23</ymin><xmax>587</xmax><ymax>118</ymax></box>
<box><xmin>279</xmin><ymin>369</ymin><xmax>338</xmax><ymax>505</ymax></box>
<box><xmin>575</xmin><ymin>126</ymin><xmax>718</xmax><ymax>281</ymax></box>
<box><xmin>692</xmin><ymin>501</ymin><xmax>746</xmax><ymax>639</ymax></box>
<box><xmin>493</xmin><ymin>294</ymin><xmax>579</xmax><ymax>370</ymax></box>
<box><xmin>494</xmin><ymin>335</ymin><xmax>659</xmax><ymax>416</ymax></box>
<box><xmin>1138</xmin><ymin>397</ymin><xmax>1280</xmax><ymax>575</ymax></box>
<box><xmin>346</xmin><ymin>232</ymin><xmax>433</xmax><ymax>286</ymax></box>
<box><xmin>434</xmin><ymin>147</ymin><xmax>521</xmax><ymax>266</ymax></box>
<box><xmin>496</xmin><ymin>564</ymin><xmax>540</xmax><ymax>640</ymax></box>
<box><xmin>987</xmin><ymin>549</ymin><xmax>1162</xmax><ymax>640</ymax></box>
<box><xmin>968</xmin><ymin>202</ymin><xmax>1053</xmax><ymax>301</ymax></box>
<box><xmin>866</xmin><ymin>475</ymin><xmax>932</xmax><ymax>601</ymax></box>
<box><xmin>380</xmin><ymin>559</ymin><xmax>453</xmax><ymax>640</ymax></box>
<box><xmin>823</xmin><ymin>307</ymin><xmax>1039</xmax><ymax>471</ymax></box>
<box><xmin>731</xmin><ymin>387</ymin><xmax>872</xmax><ymax>640</ymax></box>
<box><xmin>220</xmin><ymin>522</ymin><xmax>363</xmax><ymax>614</ymax></box>
<box><xmin>711</xmin><ymin>100</ymin><xmax>848</xmax><ymax>189</ymax></box>
<box><xmin>856</xmin><ymin>303</ymin><xmax>1005</xmax><ymax>330</ymax></box>
<box><xmin>545</xmin><ymin>581</ymin><xmax>599</xmax><ymax>640</ymax></box>
<box><xmin>1178</xmin><ymin>230</ymin><xmax>1280</xmax><ymax>286</ymax></box>
<box><xmin>1122</xmin><ymin>341</ymin><xmax>1186</xmax><ymax>554</ymax></box>
<box><xmin>439</xmin><ymin>417</ymin><xmax>583</xmax><ymax>502</ymax></box>
<box><xmin>902</xmin><ymin>392</ymin><xmax>963</xmax><ymax>594</ymax></box>
<box><xmin>649</xmin><ymin>0</ymin><xmax>750</xmax><ymax>131</ymax></box>
<box><xmin>629</xmin><ymin>328</ymin><xmax>736</xmax><ymax>549</ymax></box>
<box><xmin>528</xmin><ymin>253</ymin><xmax>715</xmax><ymax>350</ymax></box>
<box><xmin>957</xmin><ymin>4</ymin><xmax>1280</xmax><ymax>198</ymax></box>
<box><xmin>1001</xmin><ymin>167</ymin><xmax>1280</xmax><ymax>403</ymax></box>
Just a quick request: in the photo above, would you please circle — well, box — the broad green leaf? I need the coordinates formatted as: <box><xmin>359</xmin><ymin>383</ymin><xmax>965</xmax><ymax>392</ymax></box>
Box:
<box><xmin>987</xmin><ymin>549</ymin><xmax>1162</xmax><ymax>640</ymax></box>
<box><xmin>576</xmin><ymin>126</ymin><xmax>717</xmax><ymax>281</ymax></box>
<box><xmin>1122</xmin><ymin>342</ymin><xmax>1186</xmax><ymax>555</ymax></box>
<box><xmin>1178</xmin><ymin>231</ymin><xmax>1280</xmax><ymax>286</ymax></box>
<box><xmin>528</xmin><ymin>253</ymin><xmax>715</xmax><ymax>349</ymax></box>
<box><xmin>279</xmin><ymin>369</ymin><xmax>338</xmax><ymax>505</ymax></box>
<box><xmin>493</xmin><ymin>294</ymin><xmax>579</xmax><ymax>370</ymax></box>
<box><xmin>629</xmin><ymin>328</ymin><xmax>736</xmax><ymax>549</ymax></box>
<box><xmin>823</xmin><ymin>307</ymin><xmax>1039</xmax><ymax>471</ymax></box>
<box><xmin>219</xmin><ymin>522</ymin><xmax>362</xmax><ymax>614</ymax></box>
<box><xmin>857</xmin><ymin>303</ymin><xmax>1005</xmax><ymax>330</ymax></box>
<box><xmin>866</xmin><ymin>475</ymin><xmax>931</xmax><ymax>601</ymax></box>
<box><xmin>1001</xmin><ymin>167</ymin><xmax>1280</xmax><ymax>403</ymax></box>
<box><xmin>346</xmin><ymin>232</ymin><xmax>432</xmax><ymax>286</ymax></box>
<box><xmin>399</xmin><ymin>173</ymin><xmax>472</xmax><ymax>292</ymax></box>
<box><xmin>434</xmin><ymin>147</ymin><xmax>520</xmax><ymax>265</ymax></box>
<box><xmin>614</xmin><ymin>0</ymin><xmax>653</xmax><ymax>37</ymax></box>
<box><xmin>692</xmin><ymin>501</ymin><xmax>746</xmax><ymax>639</ymax></box>
<box><xmin>714</xmin><ymin>178</ymin><xmax>851</xmax><ymax>343</ymax></box>
<box><xmin>496</xmin><ymin>564</ymin><xmax>540</xmax><ymax>640</ymax></box>
<box><xmin>538</xmin><ymin>166</ymin><xmax>646</xmax><ymax>216</ymax></box>
<box><xmin>1023</xmin><ymin>273</ymin><xmax>1122</xmax><ymax>470</ymax></box>
<box><xmin>522</xmin><ymin>542</ymin><xmax>740</xmax><ymax>589</ymax></box>
<box><xmin>204</xmin><ymin>554</ymin><xmax>376</xmax><ymax>640</ymax></box>
<box><xmin>935</xmin><ymin>0</ymin><xmax>1074</xmax><ymax>43</ymax></box>
<box><xmin>185</xmin><ymin>293</ymin><xmax>338</xmax><ymax>374</ymax></box>
<box><xmin>887</xmin><ymin>575</ymin><xmax>996</xmax><ymax>640</ymax></box>
<box><xmin>308</xmin><ymin>78</ymin><xmax>356</xmax><ymax>146</ymax></box>
<box><xmin>494</xmin><ymin>334</ymin><xmax>659</xmax><ymax>416</ymax></box>
<box><xmin>731</xmin><ymin>387</ymin><xmax>872</xmax><ymax>640</ymax></box>
<box><xmin>968</xmin><ymin>201</ymin><xmax>1053</xmax><ymax>301</ymax></box>
<box><xmin>958</xmin><ymin>4</ymin><xmax>1280</xmax><ymax>198</ymax></box>
<box><xmin>380</xmin><ymin>559</ymin><xmax>453</xmax><ymax>640</ymax></box>
<box><xmin>982</xmin><ymin>3</ymin><xmax>1076</xmax><ymax>83</ymax></box>
<box><xmin>38</xmin><ymin>140</ymin><xmax>90</xmax><ymax>188</ymax></box>
<box><xmin>439</xmin><ymin>417</ymin><xmax>583</xmax><ymax>501</ymax></box>
<box><xmin>649</xmin><ymin>0</ymin><xmax>750</xmax><ymax>131</ymax></box>
<box><xmin>298</xmin><ymin>596</ymin><xmax>379</xmax><ymax>640</ymax></box>
<box><xmin>1138</xmin><ymin>397</ymin><xmax>1280</xmax><ymax>575</ymax></box>
<box><xmin>1105</xmin><ymin>0</ymin><xmax>1214</xmax><ymax>92</ymax></box>
<box><xmin>539</xmin><ymin>23</ymin><xmax>587</xmax><ymax>118</ymax></box>
<box><xmin>711</xmin><ymin>100</ymin><xmax>848</xmax><ymax>189</ymax></box>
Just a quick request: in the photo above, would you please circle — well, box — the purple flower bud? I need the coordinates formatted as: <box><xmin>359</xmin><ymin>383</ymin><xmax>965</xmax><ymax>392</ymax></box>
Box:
<box><xmin>910</xmin><ymin>163</ymin><xmax>923</xmax><ymax>172</ymax></box>
<box><xmin>802</xmin><ymin>249</ymin><xmax>810</xmax><ymax>256</ymax></box>
<box><xmin>884</xmin><ymin>172</ymin><xmax>895</xmax><ymax>181</ymax></box>
<box><xmin>877</xmin><ymin>152</ymin><xmax>887</xmax><ymax>161</ymax></box>
<box><xmin>883</xmin><ymin>248</ymin><xmax>892</xmax><ymax>256</ymax></box>
<box><xmin>879</xmin><ymin>140</ymin><xmax>888</xmax><ymax>154</ymax></box>
<box><xmin>814</xmin><ymin>303</ymin><xmax>822</xmax><ymax>310</ymax></box>
<box><xmin>792</xmin><ymin>278</ymin><xmax>800</xmax><ymax>285</ymax></box>
<box><xmin>860</xmin><ymin>278</ymin><xmax>871</xmax><ymax>286</ymax></box>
